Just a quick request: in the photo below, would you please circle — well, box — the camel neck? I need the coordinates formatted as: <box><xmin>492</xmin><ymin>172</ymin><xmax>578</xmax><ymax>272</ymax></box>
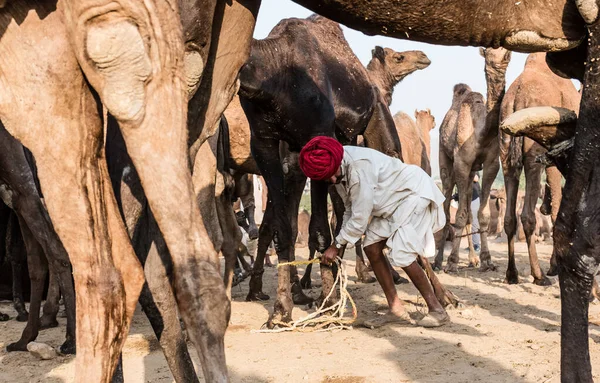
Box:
<box><xmin>366</xmin><ymin>59</ymin><xmax>398</xmax><ymax>107</ymax></box>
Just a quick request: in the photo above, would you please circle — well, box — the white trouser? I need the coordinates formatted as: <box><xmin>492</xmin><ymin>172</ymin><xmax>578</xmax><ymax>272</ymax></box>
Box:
<box><xmin>471</xmin><ymin>198</ymin><xmax>480</xmax><ymax>247</ymax></box>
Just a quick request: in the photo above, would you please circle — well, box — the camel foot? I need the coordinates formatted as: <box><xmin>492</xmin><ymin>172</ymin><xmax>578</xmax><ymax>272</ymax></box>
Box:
<box><xmin>0</xmin><ymin>312</ymin><xmax>8</xmax><ymax>321</ymax></box>
<box><xmin>357</xmin><ymin>272</ymin><xmax>377</xmax><ymax>284</ymax></box>
<box><xmin>505</xmin><ymin>272</ymin><xmax>519</xmax><ymax>285</ymax></box>
<box><xmin>39</xmin><ymin>315</ymin><xmax>59</xmax><ymax>329</ymax></box>
<box><xmin>266</xmin><ymin>300</ymin><xmax>293</xmax><ymax>329</ymax></box>
<box><xmin>6</xmin><ymin>340</ymin><xmax>28</xmax><ymax>352</ymax></box>
<box><xmin>291</xmin><ymin>282</ymin><xmax>314</xmax><ymax>305</ymax></box>
<box><xmin>546</xmin><ymin>264</ymin><xmax>559</xmax><ymax>277</ymax></box>
<box><xmin>248</xmin><ymin>226</ymin><xmax>259</xmax><ymax>240</ymax></box>
<box><xmin>479</xmin><ymin>260</ymin><xmax>497</xmax><ymax>272</ymax></box>
<box><xmin>533</xmin><ymin>276</ymin><xmax>553</xmax><ymax>287</ymax></box>
<box><xmin>16</xmin><ymin>312</ymin><xmax>29</xmax><ymax>322</ymax></box>
<box><xmin>359</xmin><ymin>311</ymin><xmax>414</xmax><ymax>329</ymax></box>
<box><xmin>432</xmin><ymin>262</ymin><xmax>442</xmax><ymax>272</ymax></box>
<box><xmin>393</xmin><ymin>274</ymin><xmax>409</xmax><ymax>285</ymax></box>
<box><xmin>246</xmin><ymin>290</ymin><xmax>270</xmax><ymax>301</ymax></box>
<box><xmin>59</xmin><ymin>339</ymin><xmax>76</xmax><ymax>355</ymax></box>
<box><xmin>417</xmin><ymin>311</ymin><xmax>450</xmax><ymax>328</ymax></box>
<box><xmin>444</xmin><ymin>262</ymin><xmax>459</xmax><ymax>273</ymax></box>
<box><xmin>299</xmin><ymin>273</ymin><xmax>312</xmax><ymax>289</ymax></box>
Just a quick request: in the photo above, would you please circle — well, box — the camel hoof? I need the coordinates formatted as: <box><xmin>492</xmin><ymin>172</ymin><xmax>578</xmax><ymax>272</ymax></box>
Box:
<box><xmin>504</xmin><ymin>274</ymin><xmax>519</xmax><ymax>285</ymax></box>
<box><xmin>16</xmin><ymin>312</ymin><xmax>29</xmax><ymax>322</ymax></box>
<box><xmin>39</xmin><ymin>316</ymin><xmax>59</xmax><ymax>329</ymax></box>
<box><xmin>393</xmin><ymin>274</ymin><xmax>409</xmax><ymax>285</ymax></box>
<box><xmin>299</xmin><ymin>275</ymin><xmax>312</xmax><ymax>289</ymax></box>
<box><xmin>546</xmin><ymin>265</ymin><xmax>559</xmax><ymax>277</ymax></box>
<box><xmin>432</xmin><ymin>263</ymin><xmax>442</xmax><ymax>272</ymax></box>
<box><xmin>479</xmin><ymin>261</ymin><xmax>497</xmax><ymax>272</ymax></box>
<box><xmin>6</xmin><ymin>341</ymin><xmax>28</xmax><ymax>352</ymax></box>
<box><xmin>358</xmin><ymin>274</ymin><xmax>377</xmax><ymax>284</ymax></box>
<box><xmin>291</xmin><ymin>282</ymin><xmax>314</xmax><ymax>305</ymax></box>
<box><xmin>444</xmin><ymin>263</ymin><xmax>458</xmax><ymax>274</ymax></box>
<box><xmin>534</xmin><ymin>276</ymin><xmax>553</xmax><ymax>287</ymax></box>
<box><xmin>0</xmin><ymin>313</ymin><xmax>8</xmax><ymax>321</ymax></box>
<box><xmin>59</xmin><ymin>339</ymin><xmax>76</xmax><ymax>355</ymax></box>
<box><xmin>246</xmin><ymin>291</ymin><xmax>270</xmax><ymax>301</ymax></box>
<box><xmin>248</xmin><ymin>226</ymin><xmax>259</xmax><ymax>240</ymax></box>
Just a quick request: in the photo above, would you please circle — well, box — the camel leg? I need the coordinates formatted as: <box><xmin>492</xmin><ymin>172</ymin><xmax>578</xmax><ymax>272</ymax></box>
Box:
<box><xmin>6</xmin><ymin>214</ymin><xmax>28</xmax><ymax>322</ymax></box>
<box><xmin>6</xmin><ymin>215</ymin><xmax>47</xmax><ymax>352</ymax></box>
<box><xmin>300</xmin><ymin>246</ymin><xmax>316</xmax><ymax>289</ymax></box>
<box><xmin>478</xmin><ymin>156</ymin><xmax>500</xmax><ymax>272</ymax></box>
<box><xmin>522</xmin><ymin>154</ymin><xmax>551</xmax><ymax>286</ymax></box>
<box><xmin>0</xmin><ymin>124</ymin><xmax>76</xmax><ymax>353</ymax></box>
<box><xmin>39</xmin><ymin>270</ymin><xmax>60</xmax><ymax>329</ymax></box>
<box><xmin>238</xmin><ymin>174</ymin><xmax>259</xmax><ymax>240</ymax></box>
<box><xmin>445</xmin><ymin>164</ymin><xmax>473</xmax><ymax>273</ymax></box>
<box><xmin>141</xmin><ymin>233</ymin><xmax>199</xmax><ymax>383</ymax></box>
<box><xmin>246</xmin><ymin>204</ymin><xmax>273</xmax><ymax>301</ymax></box>
<box><xmin>417</xmin><ymin>256</ymin><xmax>459</xmax><ymax>307</ymax></box>
<box><xmin>355</xmin><ymin>239</ymin><xmax>377</xmax><ymax>283</ymax></box>
<box><xmin>435</xmin><ymin>151</ymin><xmax>455</xmax><ymax>270</ymax></box>
<box><xmin>465</xmin><ymin>222</ymin><xmax>478</xmax><ymax>267</ymax></box>
<box><xmin>250</xmin><ymin>137</ymin><xmax>294</xmax><ymax>324</ymax></box>
<box><xmin>553</xmin><ymin>24</ymin><xmax>600</xmax><ymax>382</ymax></box>
<box><xmin>546</xmin><ymin>165</ymin><xmax>563</xmax><ymax>276</ymax></box>
<box><xmin>502</xmin><ymin>155</ymin><xmax>523</xmax><ymax>284</ymax></box>
<box><xmin>281</xmin><ymin>151</ymin><xmax>314</xmax><ymax>306</ymax></box>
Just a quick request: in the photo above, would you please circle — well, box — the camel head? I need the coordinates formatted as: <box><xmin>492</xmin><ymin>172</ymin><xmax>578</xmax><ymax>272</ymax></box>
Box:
<box><xmin>479</xmin><ymin>47</ymin><xmax>512</xmax><ymax>75</ymax></box>
<box><xmin>369</xmin><ymin>46</ymin><xmax>431</xmax><ymax>83</ymax></box>
<box><xmin>415</xmin><ymin>109</ymin><xmax>435</xmax><ymax>132</ymax></box>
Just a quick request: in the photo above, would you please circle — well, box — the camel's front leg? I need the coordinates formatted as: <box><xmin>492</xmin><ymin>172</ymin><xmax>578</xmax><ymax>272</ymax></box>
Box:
<box><xmin>59</xmin><ymin>2</ymin><xmax>229</xmax><ymax>380</ymax></box>
<box><xmin>478</xmin><ymin>155</ymin><xmax>500</xmax><ymax>272</ymax></box>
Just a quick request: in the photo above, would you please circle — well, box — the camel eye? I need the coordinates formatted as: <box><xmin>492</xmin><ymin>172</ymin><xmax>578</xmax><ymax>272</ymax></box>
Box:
<box><xmin>396</xmin><ymin>55</ymin><xmax>404</xmax><ymax>62</ymax></box>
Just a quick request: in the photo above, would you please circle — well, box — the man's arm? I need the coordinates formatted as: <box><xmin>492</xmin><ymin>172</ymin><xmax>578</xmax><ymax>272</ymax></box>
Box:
<box><xmin>335</xmin><ymin>169</ymin><xmax>375</xmax><ymax>246</ymax></box>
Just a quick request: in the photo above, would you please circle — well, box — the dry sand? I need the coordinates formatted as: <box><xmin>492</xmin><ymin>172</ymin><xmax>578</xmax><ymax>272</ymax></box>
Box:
<box><xmin>1</xmin><ymin>238</ymin><xmax>599</xmax><ymax>382</ymax></box>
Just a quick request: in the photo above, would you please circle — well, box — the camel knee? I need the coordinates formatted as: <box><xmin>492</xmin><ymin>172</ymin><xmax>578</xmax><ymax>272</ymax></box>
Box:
<box><xmin>520</xmin><ymin>211</ymin><xmax>536</xmax><ymax>236</ymax></box>
<box><xmin>86</xmin><ymin>20</ymin><xmax>151</xmax><ymax>122</ymax></box>
<box><xmin>454</xmin><ymin>210</ymin><xmax>469</xmax><ymax>228</ymax></box>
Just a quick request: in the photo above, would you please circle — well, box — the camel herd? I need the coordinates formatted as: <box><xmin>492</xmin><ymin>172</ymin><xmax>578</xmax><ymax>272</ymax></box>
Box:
<box><xmin>0</xmin><ymin>1</ymin><xmax>599</xmax><ymax>382</ymax></box>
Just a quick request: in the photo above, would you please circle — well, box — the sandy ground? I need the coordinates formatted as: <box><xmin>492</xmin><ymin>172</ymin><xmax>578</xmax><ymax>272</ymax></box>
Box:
<box><xmin>1</xmin><ymin>238</ymin><xmax>599</xmax><ymax>383</ymax></box>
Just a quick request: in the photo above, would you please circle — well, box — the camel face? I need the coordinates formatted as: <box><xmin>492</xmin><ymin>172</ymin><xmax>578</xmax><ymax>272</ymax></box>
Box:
<box><xmin>371</xmin><ymin>46</ymin><xmax>431</xmax><ymax>82</ymax></box>
<box><xmin>415</xmin><ymin>109</ymin><xmax>435</xmax><ymax>132</ymax></box>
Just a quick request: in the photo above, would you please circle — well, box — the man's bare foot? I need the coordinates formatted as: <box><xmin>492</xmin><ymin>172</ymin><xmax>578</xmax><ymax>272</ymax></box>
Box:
<box><xmin>417</xmin><ymin>310</ymin><xmax>449</xmax><ymax>328</ymax></box>
<box><xmin>361</xmin><ymin>309</ymin><xmax>414</xmax><ymax>329</ymax></box>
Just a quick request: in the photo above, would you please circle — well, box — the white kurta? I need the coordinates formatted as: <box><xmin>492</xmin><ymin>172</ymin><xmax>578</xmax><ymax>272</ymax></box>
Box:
<box><xmin>334</xmin><ymin>146</ymin><xmax>446</xmax><ymax>267</ymax></box>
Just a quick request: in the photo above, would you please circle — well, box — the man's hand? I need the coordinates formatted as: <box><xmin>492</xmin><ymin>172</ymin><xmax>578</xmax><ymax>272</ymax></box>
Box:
<box><xmin>321</xmin><ymin>244</ymin><xmax>338</xmax><ymax>266</ymax></box>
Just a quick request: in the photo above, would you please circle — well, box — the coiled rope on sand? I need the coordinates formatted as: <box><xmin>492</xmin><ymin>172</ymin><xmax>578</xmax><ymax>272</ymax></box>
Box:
<box><xmin>252</xmin><ymin>256</ymin><xmax>357</xmax><ymax>333</ymax></box>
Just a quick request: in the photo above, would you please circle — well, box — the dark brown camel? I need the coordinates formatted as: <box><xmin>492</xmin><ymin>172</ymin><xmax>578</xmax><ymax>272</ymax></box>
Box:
<box><xmin>282</xmin><ymin>4</ymin><xmax>594</xmax><ymax>378</ymax></box>
<box><xmin>500</xmin><ymin>53</ymin><xmax>580</xmax><ymax>285</ymax></box>
<box><xmin>435</xmin><ymin>48</ymin><xmax>512</xmax><ymax>273</ymax></box>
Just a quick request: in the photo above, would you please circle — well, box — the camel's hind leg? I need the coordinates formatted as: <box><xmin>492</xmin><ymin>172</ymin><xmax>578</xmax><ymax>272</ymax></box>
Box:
<box><xmin>478</xmin><ymin>155</ymin><xmax>500</xmax><ymax>272</ymax></box>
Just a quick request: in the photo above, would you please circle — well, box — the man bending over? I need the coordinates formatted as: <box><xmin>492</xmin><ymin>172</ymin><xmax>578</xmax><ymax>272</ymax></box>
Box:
<box><xmin>299</xmin><ymin>136</ymin><xmax>449</xmax><ymax>327</ymax></box>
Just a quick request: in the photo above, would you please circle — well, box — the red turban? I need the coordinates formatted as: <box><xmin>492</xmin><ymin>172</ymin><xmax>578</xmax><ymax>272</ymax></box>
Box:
<box><xmin>299</xmin><ymin>136</ymin><xmax>344</xmax><ymax>180</ymax></box>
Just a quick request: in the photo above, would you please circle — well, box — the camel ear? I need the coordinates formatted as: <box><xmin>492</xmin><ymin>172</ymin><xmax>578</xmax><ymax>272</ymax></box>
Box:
<box><xmin>426</xmin><ymin>108</ymin><xmax>431</xmax><ymax>115</ymax></box>
<box><xmin>414</xmin><ymin>109</ymin><xmax>419</xmax><ymax>118</ymax></box>
<box><xmin>479</xmin><ymin>47</ymin><xmax>485</xmax><ymax>57</ymax></box>
<box><xmin>372</xmin><ymin>46</ymin><xmax>385</xmax><ymax>61</ymax></box>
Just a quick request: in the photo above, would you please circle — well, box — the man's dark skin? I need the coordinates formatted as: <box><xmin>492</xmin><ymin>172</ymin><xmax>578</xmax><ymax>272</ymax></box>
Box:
<box><xmin>321</xmin><ymin>167</ymin><xmax>448</xmax><ymax>326</ymax></box>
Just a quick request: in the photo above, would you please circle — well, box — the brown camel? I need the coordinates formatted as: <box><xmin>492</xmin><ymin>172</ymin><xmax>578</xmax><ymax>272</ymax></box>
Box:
<box><xmin>435</xmin><ymin>48</ymin><xmax>512</xmax><ymax>273</ymax></box>
<box><xmin>393</xmin><ymin>109</ymin><xmax>435</xmax><ymax>175</ymax></box>
<box><xmin>500</xmin><ymin>53</ymin><xmax>580</xmax><ymax>285</ymax></box>
<box><xmin>0</xmin><ymin>1</ymin><xmax>259</xmax><ymax>381</ymax></box>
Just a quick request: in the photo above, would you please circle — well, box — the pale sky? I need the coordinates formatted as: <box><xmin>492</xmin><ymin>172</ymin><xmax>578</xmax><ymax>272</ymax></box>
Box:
<box><xmin>254</xmin><ymin>0</ymin><xmax>532</xmax><ymax>179</ymax></box>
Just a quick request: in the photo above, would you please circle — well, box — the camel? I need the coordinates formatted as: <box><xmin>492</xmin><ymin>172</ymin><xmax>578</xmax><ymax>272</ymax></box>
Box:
<box><xmin>434</xmin><ymin>48</ymin><xmax>511</xmax><ymax>274</ymax></box>
<box><xmin>0</xmin><ymin>0</ymin><xmax>260</xmax><ymax>381</ymax></box>
<box><xmin>393</xmin><ymin>109</ymin><xmax>435</xmax><ymax>174</ymax></box>
<box><xmin>239</xmin><ymin>16</ymin><xmax>443</xmax><ymax>323</ymax></box>
<box><xmin>500</xmin><ymin>53</ymin><xmax>580</xmax><ymax>285</ymax></box>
